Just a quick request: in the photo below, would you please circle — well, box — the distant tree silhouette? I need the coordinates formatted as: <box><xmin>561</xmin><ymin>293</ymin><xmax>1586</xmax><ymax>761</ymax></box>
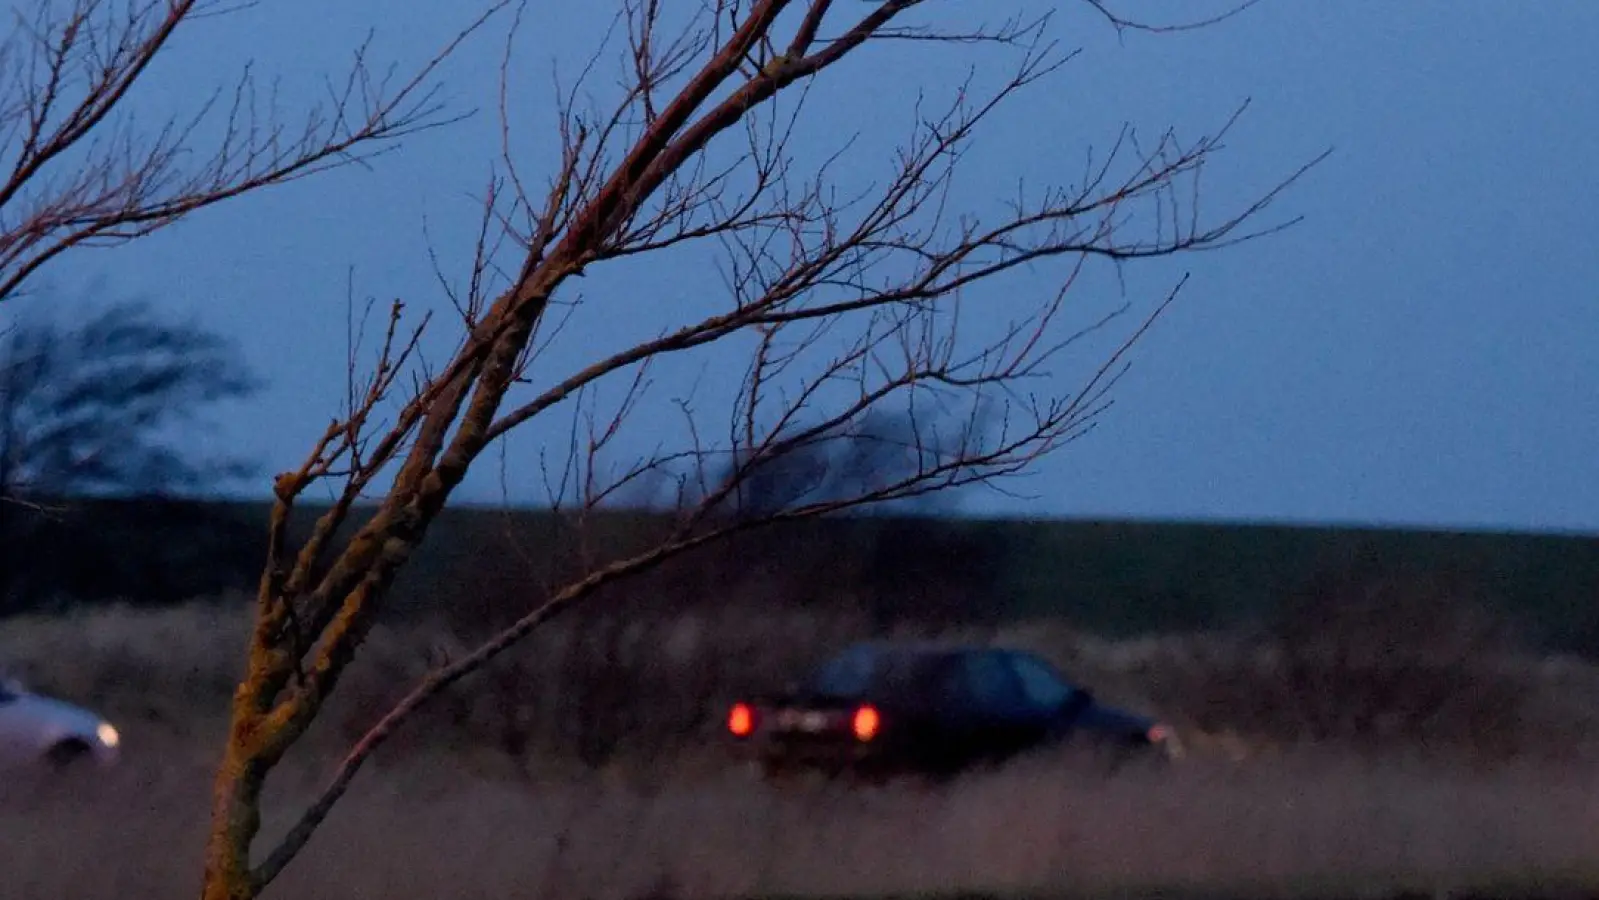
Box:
<box><xmin>665</xmin><ymin>404</ymin><xmax>1011</xmax><ymax>629</ymax></box>
<box><xmin>0</xmin><ymin>297</ymin><xmax>259</xmax><ymax>500</ymax></box>
<box><xmin>714</xmin><ymin>404</ymin><xmax>998</xmax><ymax>519</ymax></box>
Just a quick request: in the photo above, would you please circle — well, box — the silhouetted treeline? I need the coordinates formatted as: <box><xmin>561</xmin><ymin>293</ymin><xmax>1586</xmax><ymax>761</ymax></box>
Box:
<box><xmin>6</xmin><ymin>495</ymin><xmax>1598</xmax><ymax>660</ymax></box>
<box><xmin>0</xmin><ymin>495</ymin><xmax>263</xmax><ymax>611</ymax></box>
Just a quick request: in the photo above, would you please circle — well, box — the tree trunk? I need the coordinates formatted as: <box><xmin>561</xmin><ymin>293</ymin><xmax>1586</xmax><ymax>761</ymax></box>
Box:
<box><xmin>201</xmin><ymin>718</ymin><xmax>270</xmax><ymax>900</ymax></box>
<box><xmin>201</xmin><ymin>621</ymin><xmax>292</xmax><ymax>900</ymax></box>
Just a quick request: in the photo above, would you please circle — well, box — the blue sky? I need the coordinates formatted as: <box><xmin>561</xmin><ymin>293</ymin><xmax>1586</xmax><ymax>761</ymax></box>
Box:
<box><xmin>18</xmin><ymin>1</ymin><xmax>1599</xmax><ymax>534</ymax></box>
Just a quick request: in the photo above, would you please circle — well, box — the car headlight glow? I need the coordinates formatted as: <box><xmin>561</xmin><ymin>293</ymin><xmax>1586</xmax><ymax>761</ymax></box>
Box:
<box><xmin>96</xmin><ymin>722</ymin><xmax>120</xmax><ymax>748</ymax></box>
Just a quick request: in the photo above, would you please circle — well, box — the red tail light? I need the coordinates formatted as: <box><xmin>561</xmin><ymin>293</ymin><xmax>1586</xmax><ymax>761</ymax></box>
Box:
<box><xmin>851</xmin><ymin>704</ymin><xmax>881</xmax><ymax>741</ymax></box>
<box><xmin>728</xmin><ymin>702</ymin><xmax>755</xmax><ymax>737</ymax></box>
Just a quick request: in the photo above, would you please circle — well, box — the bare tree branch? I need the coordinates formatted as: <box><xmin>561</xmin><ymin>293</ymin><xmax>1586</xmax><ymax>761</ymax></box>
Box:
<box><xmin>196</xmin><ymin>3</ymin><xmax>1327</xmax><ymax>897</ymax></box>
<box><xmin>0</xmin><ymin>0</ymin><xmax>509</xmax><ymax>304</ymax></box>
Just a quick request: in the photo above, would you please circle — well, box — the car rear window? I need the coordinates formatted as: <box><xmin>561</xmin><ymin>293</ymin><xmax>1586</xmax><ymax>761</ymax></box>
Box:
<box><xmin>807</xmin><ymin>646</ymin><xmax>879</xmax><ymax>696</ymax></box>
<box><xmin>807</xmin><ymin>647</ymin><xmax>955</xmax><ymax>703</ymax></box>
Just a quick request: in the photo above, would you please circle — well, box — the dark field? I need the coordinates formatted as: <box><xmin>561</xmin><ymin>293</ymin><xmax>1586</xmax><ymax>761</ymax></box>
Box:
<box><xmin>399</xmin><ymin>505</ymin><xmax>1599</xmax><ymax>648</ymax></box>
<box><xmin>9</xmin><ymin>499</ymin><xmax>1599</xmax><ymax>651</ymax></box>
<box><xmin>5</xmin><ymin>744</ymin><xmax>1598</xmax><ymax>900</ymax></box>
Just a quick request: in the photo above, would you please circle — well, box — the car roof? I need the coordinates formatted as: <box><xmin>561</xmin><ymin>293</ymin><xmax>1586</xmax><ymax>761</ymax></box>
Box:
<box><xmin>820</xmin><ymin>640</ymin><xmax>1082</xmax><ymax>681</ymax></box>
<box><xmin>823</xmin><ymin>639</ymin><xmax>1061</xmax><ymax>667</ymax></box>
<box><xmin>827</xmin><ymin>639</ymin><xmax>977</xmax><ymax>660</ymax></box>
<box><xmin>806</xmin><ymin>640</ymin><xmax>1093</xmax><ymax>709</ymax></box>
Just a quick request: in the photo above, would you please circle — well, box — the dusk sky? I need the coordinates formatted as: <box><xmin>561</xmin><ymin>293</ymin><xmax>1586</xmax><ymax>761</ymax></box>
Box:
<box><xmin>16</xmin><ymin>1</ymin><xmax>1599</xmax><ymax>534</ymax></box>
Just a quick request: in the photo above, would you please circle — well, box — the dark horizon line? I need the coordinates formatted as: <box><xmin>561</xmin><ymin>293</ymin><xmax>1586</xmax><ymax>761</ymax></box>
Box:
<box><xmin>14</xmin><ymin>489</ymin><xmax>1596</xmax><ymax>542</ymax></box>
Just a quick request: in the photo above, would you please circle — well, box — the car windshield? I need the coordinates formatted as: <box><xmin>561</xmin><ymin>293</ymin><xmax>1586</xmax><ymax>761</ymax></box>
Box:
<box><xmin>1007</xmin><ymin>652</ymin><xmax>1083</xmax><ymax>711</ymax></box>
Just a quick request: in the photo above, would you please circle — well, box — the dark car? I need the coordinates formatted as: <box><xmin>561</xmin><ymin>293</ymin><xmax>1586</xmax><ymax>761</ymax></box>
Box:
<box><xmin>726</xmin><ymin>641</ymin><xmax>1176</xmax><ymax>782</ymax></box>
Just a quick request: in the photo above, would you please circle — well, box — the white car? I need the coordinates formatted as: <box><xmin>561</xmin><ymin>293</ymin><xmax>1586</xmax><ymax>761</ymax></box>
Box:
<box><xmin>0</xmin><ymin>677</ymin><xmax>120</xmax><ymax>768</ymax></box>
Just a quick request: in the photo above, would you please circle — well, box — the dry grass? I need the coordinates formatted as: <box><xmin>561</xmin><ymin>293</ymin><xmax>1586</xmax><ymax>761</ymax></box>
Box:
<box><xmin>3</xmin><ymin>600</ymin><xmax>1599</xmax><ymax>899</ymax></box>
<box><xmin>3</xmin><ymin>742</ymin><xmax>1598</xmax><ymax>900</ymax></box>
<box><xmin>11</xmin><ymin>593</ymin><xmax>1592</xmax><ymax>766</ymax></box>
